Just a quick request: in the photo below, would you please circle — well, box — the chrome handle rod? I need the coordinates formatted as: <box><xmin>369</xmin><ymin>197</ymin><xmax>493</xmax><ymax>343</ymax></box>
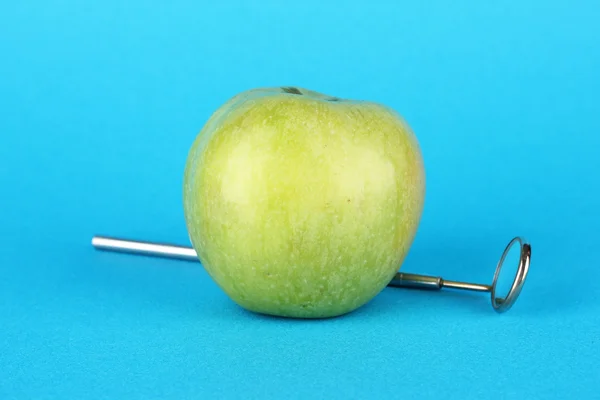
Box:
<box><xmin>91</xmin><ymin>235</ymin><xmax>530</xmax><ymax>313</ymax></box>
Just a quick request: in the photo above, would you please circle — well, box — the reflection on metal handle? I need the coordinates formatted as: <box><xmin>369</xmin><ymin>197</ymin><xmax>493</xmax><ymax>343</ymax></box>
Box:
<box><xmin>91</xmin><ymin>235</ymin><xmax>530</xmax><ymax>313</ymax></box>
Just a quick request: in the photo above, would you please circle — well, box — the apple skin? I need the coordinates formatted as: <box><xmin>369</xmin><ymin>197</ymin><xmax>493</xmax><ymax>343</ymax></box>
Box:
<box><xmin>183</xmin><ymin>87</ymin><xmax>425</xmax><ymax>318</ymax></box>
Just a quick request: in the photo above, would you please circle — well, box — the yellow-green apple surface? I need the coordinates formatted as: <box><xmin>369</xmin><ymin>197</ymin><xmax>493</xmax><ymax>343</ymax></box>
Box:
<box><xmin>183</xmin><ymin>87</ymin><xmax>425</xmax><ymax>318</ymax></box>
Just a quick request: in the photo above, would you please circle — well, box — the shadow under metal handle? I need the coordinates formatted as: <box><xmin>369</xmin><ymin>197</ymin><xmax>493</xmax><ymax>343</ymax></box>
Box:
<box><xmin>91</xmin><ymin>235</ymin><xmax>530</xmax><ymax>313</ymax></box>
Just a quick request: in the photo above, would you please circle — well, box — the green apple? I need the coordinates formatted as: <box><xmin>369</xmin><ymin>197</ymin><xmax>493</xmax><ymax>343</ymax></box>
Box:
<box><xmin>183</xmin><ymin>86</ymin><xmax>425</xmax><ymax>318</ymax></box>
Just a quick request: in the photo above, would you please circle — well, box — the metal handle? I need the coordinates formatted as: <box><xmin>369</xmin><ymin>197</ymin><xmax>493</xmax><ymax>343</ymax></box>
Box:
<box><xmin>389</xmin><ymin>273</ymin><xmax>444</xmax><ymax>290</ymax></box>
<box><xmin>91</xmin><ymin>235</ymin><xmax>530</xmax><ymax>313</ymax></box>
<box><xmin>92</xmin><ymin>236</ymin><xmax>198</xmax><ymax>261</ymax></box>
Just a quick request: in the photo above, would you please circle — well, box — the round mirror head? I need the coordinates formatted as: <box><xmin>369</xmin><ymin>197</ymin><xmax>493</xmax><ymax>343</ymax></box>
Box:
<box><xmin>491</xmin><ymin>237</ymin><xmax>531</xmax><ymax>313</ymax></box>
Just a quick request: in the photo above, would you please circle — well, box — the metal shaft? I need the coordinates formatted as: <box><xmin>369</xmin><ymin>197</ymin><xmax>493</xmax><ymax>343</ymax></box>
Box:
<box><xmin>91</xmin><ymin>236</ymin><xmax>198</xmax><ymax>261</ymax></box>
<box><xmin>92</xmin><ymin>235</ymin><xmax>491</xmax><ymax>294</ymax></box>
<box><xmin>388</xmin><ymin>273</ymin><xmax>491</xmax><ymax>293</ymax></box>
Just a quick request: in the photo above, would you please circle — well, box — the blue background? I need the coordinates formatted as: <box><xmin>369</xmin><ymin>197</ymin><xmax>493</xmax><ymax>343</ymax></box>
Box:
<box><xmin>1</xmin><ymin>1</ymin><xmax>599</xmax><ymax>398</ymax></box>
